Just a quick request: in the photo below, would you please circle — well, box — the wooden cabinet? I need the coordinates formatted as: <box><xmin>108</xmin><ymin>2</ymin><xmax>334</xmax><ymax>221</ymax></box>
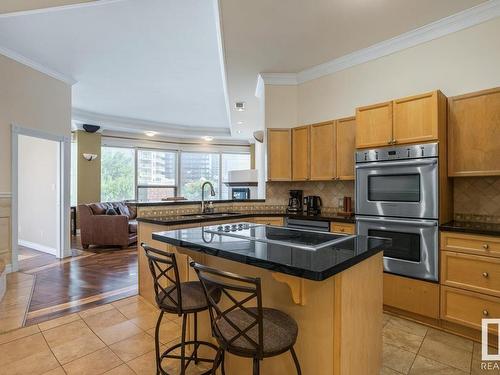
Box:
<box><xmin>356</xmin><ymin>101</ymin><xmax>393</xmax><ymax>149</ymax></box>
<box><xmin>356</xmin><ymin>90</ymin><xmax>446</xmax><ymax>149</ymax></box>
<box><xmin>310</xmin><ymin>121</ymin><xmax>335</xmax><ymax>180</ymax></box>
<box><xmin>267</xmin><ymin>129</ymin><xmax>291</xmax><ymax>181</ymax></box>
<box><xmin>393</xmin><ymin>91</ymin><xmax>445</xmax><ymax>145</ymax></box>
<box><xmin>448</xmin><ymin>87</ymin><xmax>500</xmax><ymax>176</ymax></box>
<box><xmin>441</xmin><ymin>232</ymin><xmax>500</xmax><ymax>258</ymax></box>
<box><xmin>441</xmin><ymin>286</ymin><xmax>500</xmax><ymax>331</ymax></box>
<box><xmin>251</xmin><ymin>217</ymin><xmax>284</xmax><ymax>226</ymax></box>
<box><xmin>383</xmin><ymin>273</ymin><xmax>440</xmax><ymax>319</ymax></box>
<box><xmin>330</xmin><ymin>222</ymin><xmax>355</xmax><ymax>235</ymax></box>
<box><xmin>336</xmin><ymin>117</ymin><xmax>356</xmax><ymax>180</ymax></box>
<box><xmin>292</xmin><ymin>126</ymin><xmax>310</xmax><ymax>181</ymax></box>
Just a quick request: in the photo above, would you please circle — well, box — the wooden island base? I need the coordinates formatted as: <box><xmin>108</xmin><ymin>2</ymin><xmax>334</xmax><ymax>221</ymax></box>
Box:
<box><xmin>139</xmin><ymin>239</ymin><xmax>383</xmax><ymax>375</ymax></box>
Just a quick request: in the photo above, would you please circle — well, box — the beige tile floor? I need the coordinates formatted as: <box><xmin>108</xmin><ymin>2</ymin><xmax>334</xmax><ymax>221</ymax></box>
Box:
<box><xmin>0</xmin><ymin>294</ymin><xmax>498</xmax><ymax>374</ymax></box>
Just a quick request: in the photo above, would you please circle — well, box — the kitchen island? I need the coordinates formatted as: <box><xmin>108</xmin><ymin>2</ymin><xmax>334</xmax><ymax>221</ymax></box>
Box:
<box><xmin>139</xmin><ymin>221</ymin><xmax>389</xmax><ymax>375</ymax></box>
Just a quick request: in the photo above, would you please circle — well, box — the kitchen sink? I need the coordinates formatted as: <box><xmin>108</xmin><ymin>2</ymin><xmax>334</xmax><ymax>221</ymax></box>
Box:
<box><xmin>180</xmin><ymin>212</ymin><xmax>242</xmax><ymax>219</ymax></box>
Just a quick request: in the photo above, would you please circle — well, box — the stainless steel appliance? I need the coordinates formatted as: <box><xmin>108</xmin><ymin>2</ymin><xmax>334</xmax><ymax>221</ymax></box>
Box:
<box><xmin>287</xmin><ymin>190</ymin><xmax>303</xmax><ymax>213</ymax></box>
<box><xmin>356</xmin><ymin>216</ymin><xmax>438</xmax><ymax>281</ymax></box>
<box><xmin>231</xmin><ymin>188</ymin><xmax>250</xmax><ymax>200</ymax></box>
<box><xmin>355</xmin><ymin>142</ymin><xmax>440</xmax><ymax>281</ymax></box>
<box><xmin>285</xmin><ymin>217</ymin><xmax>330</xmax><ymax>232</ymax></box>
<box><xmin>304</xmin><ymin>196</ymin><xmax>322</xmax><ymax>215</ymax></box>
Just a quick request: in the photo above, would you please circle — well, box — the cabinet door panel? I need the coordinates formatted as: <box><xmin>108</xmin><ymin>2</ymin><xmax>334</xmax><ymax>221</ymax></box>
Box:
<box><xmin>449</xmin><ymin>88</ymin><xmax>500</xmax><ymax>176</ymax></box>
<box><xmin>267</xmin><ymin>129</ymin><xmax>291</xmax><ymax>181</ymax></box>
<box><xmin>310</xmin><ymin>121</ymin><xmax>335</xmax><ymax>180</ymax></box>
<box><xmin>393</xmin><ymin>91</ymin><xmax>439</xmax><ymax>145</ymax></box>
<box><xmin>336</xmin><ymin>117</ymin><xmax>356</xmax><ymax>180</ymax></box>
<box><xmin>292</xmin><ymin>126</ymin><xmax>310</xmax><ymax>181</ymax></box>
<box><xmin>355</xmin><ymin>101</ymin><xmax>393</xmax><ymax>149</ymax></box>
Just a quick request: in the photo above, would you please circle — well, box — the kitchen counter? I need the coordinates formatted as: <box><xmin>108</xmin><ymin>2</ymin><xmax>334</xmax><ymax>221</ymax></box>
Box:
<box><xmin>137</xmin><ymin>211</ymin><xmax>355</xmax><ymax>226</ymax></box>
<box><xmin>139</xmin><ymin>223</ymin><xmax>387</xmax><ymax>374</ymax></box>
<box><xmin>152</xmin><ymin>223</ymin><xmax>388</xmax><ymax>281</ymax></box>
<box><xmin>440</xmin><ymin>220</ymin><xmax>500</xmax><ymax>237</ymax></box>
<box><xmin>130</xmin><ymin>199</ymin><xmax>265</xmax><ymax>207</ymax></box>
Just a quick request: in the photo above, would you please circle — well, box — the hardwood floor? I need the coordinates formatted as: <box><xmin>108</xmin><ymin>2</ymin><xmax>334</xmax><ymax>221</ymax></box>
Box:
<box><xmin>17</xmin><ymin>238</ymin><xmax>138</xmax><ymax>327</ymax></box>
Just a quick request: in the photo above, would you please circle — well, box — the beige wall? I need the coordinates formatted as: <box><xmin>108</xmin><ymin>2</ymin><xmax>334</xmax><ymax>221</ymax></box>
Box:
<box><xmin>265</xmin><ymin>84</ymin><xmax>298</xmax><ymax>129</ymax></box>
<box><xmin>296</xmin><ymin>17</ymin><xmax>500</xmax><ymax>125</ymax></box>
<box><xmin>18</xmin><ymin>135</ymin><xmax>60</xmax><ymax>253</ymax></box>
<box><xmin>0</xmin><ymin>54</ymin><xmax>71</xmax><ymax>267</ymax></box>
<box><xmin>76</xmin><ymin>131</ymin><xmax>101</xmax><ymax>204</ymax></box>
<box><xmin>0</xmin><ymin>0</ymin><xmax>96</xmax><ymax>14</ymax></box>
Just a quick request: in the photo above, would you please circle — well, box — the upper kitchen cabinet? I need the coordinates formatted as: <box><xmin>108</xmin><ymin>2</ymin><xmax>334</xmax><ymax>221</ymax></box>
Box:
<box><xmin>356</xmin><ymin>90</ymin><xmax>446</xmax><ymax>149</ymax></box>
<box><xmin>448</xmin><ymin>88</ymin><xmax>500</xmax><ymax>177</ymax></box>
<box><xmin>292</xmin><ymin>125</ymin><xmax>310</xmax><ymax>180</ymax></box>
<box><xmin>267</xmin><ymin>128</ymin><xmax>291</xmax><ymax>181</ymax></box>
<box><xmin>336</xmin><ymin>116</ymin><xmax>356</xmax><ymax>180</ymax></box>
<box><xmin>393</xmin><ymin>90</ymin><xmax>447</xmax><ymax>145</ymax></box>
<box><xmin>310</xmin><ymin>121</ymin><xmax>335</xmax><ymax>180</ymax></box>
<box><xmin>356</xmin><ymin>101</ymin><xmax>393</xmax><ymax>148</ymax></box>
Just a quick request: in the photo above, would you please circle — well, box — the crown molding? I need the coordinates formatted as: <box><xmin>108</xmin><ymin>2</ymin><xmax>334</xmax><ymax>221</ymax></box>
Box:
<box><xmin>0</xmin><ymin>46</ymin><xmax>76</xmax><ymax>85</ymax></box>
<box><xmin>257</xmin><ymin>0</ymin><xmax>500</xmax><ymax>88</ymax></box>
<box><xmin>72</xmin><ymin>108</ymin><xmax>232</xmax><ymax>138</ymax></box>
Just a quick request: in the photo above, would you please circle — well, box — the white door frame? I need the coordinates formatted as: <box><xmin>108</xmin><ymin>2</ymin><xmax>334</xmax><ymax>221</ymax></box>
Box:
<box><xmin>11</xmin><ymin>124</ymin><xmax>71</xmax><ymax>271</ymax></box>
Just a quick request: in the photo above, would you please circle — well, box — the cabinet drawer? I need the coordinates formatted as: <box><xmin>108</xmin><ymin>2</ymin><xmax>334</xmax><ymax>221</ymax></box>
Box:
<box><xmin>442</xmin><ymin>251</ymin><xmax>500</xmax><ymax>297</ymax></box>
<box><xmin>441</xmin><ymin>232</ymin><xmax>500</xmax><ymax>258</ymax></box>
<box><xmin>330</xmin><ymin>223</ymin><xmax>355</xmax><ymax>234</ymax></box>
<box><xmin>252</xmin><ymin>217</ymin><xmax>284</xmax><ymax>226</ymax></box>
<box><xmin>441</xmin><ymin>286</ymin><xmax>500</xmax><ymax>330</ymax></box>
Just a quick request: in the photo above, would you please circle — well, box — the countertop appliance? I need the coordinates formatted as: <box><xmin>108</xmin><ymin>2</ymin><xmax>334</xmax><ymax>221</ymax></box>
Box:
<box><xmin>287</xmin><ymin>190</ymin><xmax>303</xmax><ymax>213</ymax></box>
<box><xmin>304</xmin><ymin>196</ymin><xmax>322</xmax><ymax>215</ymax></box>
<box><xmin>355</xmin><ymin>142</ymin><xmax>439</xmax><ymax>281</ymax></box>
<box><xmin>231</xmin><ymin>188</ymin><xmax>250</xmax><ymax>200</ymax></box>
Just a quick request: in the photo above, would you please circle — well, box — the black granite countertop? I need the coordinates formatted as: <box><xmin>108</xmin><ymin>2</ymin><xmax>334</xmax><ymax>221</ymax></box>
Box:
<box><xmin>440</xmin><ymin>221</ymin><xmax>500</xmax><ymax>237</ymax></box>
<box><xmin>152</xmin><ymin>223</ymin><xmax>389</xmax><ymax>281</ymax></box>
<box><xmin>137</xmin><ymin>211</ymin><xmax>355</xmax><ymax>226</ymax></box>
<box><xmin>130</xmin><ymin>199</ymin><xmax>266</xmax><ymax>207</ymax></box>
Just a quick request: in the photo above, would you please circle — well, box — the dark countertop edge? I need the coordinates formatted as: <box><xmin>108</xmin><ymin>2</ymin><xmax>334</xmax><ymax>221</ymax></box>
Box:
<box><xmin>137</xmin><ymin>212</ymin><xmax>355</xmax><ymax>226</ymax></box>
<box><xmin>130</xmin><ymin>199</ymin><xmax>266</xmax><ymax>207</ymax></box>
<box><xmin>151</xmin><ymin>233</ymin><xmax>383</xmax><ymax>281</ymax></box>
<box><xmin>440</xmin><ymin>221</ymin><xmax>500</xmax><ymax>237</ymax></box>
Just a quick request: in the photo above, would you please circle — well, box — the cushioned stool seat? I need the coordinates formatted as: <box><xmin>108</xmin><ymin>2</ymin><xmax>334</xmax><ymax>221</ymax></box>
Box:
<box><xmin>158</xmin><ymin>281</ymin><xmax>220</xmax><ymax>313</ymax></box>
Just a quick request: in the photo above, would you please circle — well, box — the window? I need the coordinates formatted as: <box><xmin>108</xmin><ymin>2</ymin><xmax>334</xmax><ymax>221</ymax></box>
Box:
<box><xmin>137</xmin><ymin>149</ymin><xmax>177</xmax><ymax>201</ymax></box>
<box><xmin>221</xmin><ymin>153</ymin><xmax>251</xmax><ymax>199</ymax></box>
<box><xmin>101</xmin><ymin>147</ymin><xmax>135</xmax><ymax>201</ymax></box>
<box><xmin>180</xmin><ymin>152</ymin><xmax>220</xmax><ymax>200</ymax></box>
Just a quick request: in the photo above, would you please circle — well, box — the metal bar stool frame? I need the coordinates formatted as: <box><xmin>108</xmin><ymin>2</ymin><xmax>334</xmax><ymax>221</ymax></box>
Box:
<box><xmin>142</xmin><ymin>244</ymin><xmax>221</xmax><ymax>375</ymax></box>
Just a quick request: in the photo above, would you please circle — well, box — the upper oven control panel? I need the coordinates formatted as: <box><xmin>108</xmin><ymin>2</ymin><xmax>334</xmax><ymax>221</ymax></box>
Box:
<box><xmin>355</xmin><ymin>143</ymin><xmax>438</xmax><ymax>163</ymax></box>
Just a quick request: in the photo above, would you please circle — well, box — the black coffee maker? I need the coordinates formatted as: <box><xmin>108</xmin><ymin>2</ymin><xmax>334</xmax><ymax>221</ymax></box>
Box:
<box><xmin>304</xmin><ymin>196</ymin><xmax>322</xmax><ymax>215</ymax></box>
<box><xmin>287</xmin><ymin>190</ymin><xmax>303</xmax><ymax>213</ymax></box>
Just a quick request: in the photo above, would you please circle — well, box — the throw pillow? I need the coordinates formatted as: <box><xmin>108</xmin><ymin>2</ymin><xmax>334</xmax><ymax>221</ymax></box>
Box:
<box><xmin>117</xmin><ymin>203</ymin><xmax>131</xmax><ymax>218</ymax></box>
<box><xmin>106</xmin><ymin>208</ymin><xmax>118</xmax><ymax>215</ymax></box>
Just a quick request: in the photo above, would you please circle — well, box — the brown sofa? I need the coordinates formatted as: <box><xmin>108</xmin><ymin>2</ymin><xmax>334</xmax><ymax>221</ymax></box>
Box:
<box><xmin>78</xmin><ymin>202</ymin><xmax>137</xmax><ymax>249</ymax></box>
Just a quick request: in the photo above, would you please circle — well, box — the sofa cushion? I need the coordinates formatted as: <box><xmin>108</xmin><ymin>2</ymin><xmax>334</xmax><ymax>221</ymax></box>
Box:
<box><xmin>129</xmin><ymin>220</ymin><xmax>138</xmax><ymax>234</ymax></box>
<box><xmin>90</xmin><ymin>203</ymin><xmax>108</xmax><ymax>215</ymax></box>
<box><xmin>127</xmin><ymin>204</ymin><xmax>137</xmax><ymax>220</ymax></box>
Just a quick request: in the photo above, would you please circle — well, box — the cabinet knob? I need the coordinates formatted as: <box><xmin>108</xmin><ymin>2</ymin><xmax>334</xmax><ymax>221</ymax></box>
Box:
<box><xmin>483</xmin><ymin>244</ymin><xmax>490</xmax><ymax>250</ymax></box>
<box><xmin>340</xmin><ymin>228</ymin><xmax>345</xmax><ymax>232</ymax></box>
<box><xmin>387</xmin><ymin>140</ymin><xmax>392</xmax><ymax>145</ymax></box>
<box><xmin>483</xmin><ymin>272</ymin><xmax>489</xmax><ymax>278</ymax></box>
<box><xmin>483</xmin><ymin>309</ymin><xmax>489</xmax><ymax>316</ymax></box>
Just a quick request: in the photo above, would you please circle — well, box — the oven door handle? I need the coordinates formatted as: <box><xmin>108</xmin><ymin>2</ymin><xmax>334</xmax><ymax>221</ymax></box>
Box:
<box><xmin>355</xmin><ymin>158</ymin><xmax>437</xmax><ymax>169</ymax></box>
<box><xmin>356</xmin><ymin>217</ymin><xmax>438</xmax><ymax>227</ymax></box>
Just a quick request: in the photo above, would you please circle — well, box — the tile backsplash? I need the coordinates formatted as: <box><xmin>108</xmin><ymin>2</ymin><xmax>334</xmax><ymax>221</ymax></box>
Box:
<box><xmin>453</xmin><ymin>177</ymin><xmax>500</xmax><ymax>223</ymax></box>
<box><xmin>266</xmin><ymin>180</ymin><xmax>354</xmax><ymax>210</ymax></box>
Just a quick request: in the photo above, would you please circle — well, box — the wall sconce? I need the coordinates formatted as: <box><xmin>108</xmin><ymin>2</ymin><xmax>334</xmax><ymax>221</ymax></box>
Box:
<box><xmin>82</xmin><ymin>153</ymin><xmax>98</xmax><ymax>161</ymax></box>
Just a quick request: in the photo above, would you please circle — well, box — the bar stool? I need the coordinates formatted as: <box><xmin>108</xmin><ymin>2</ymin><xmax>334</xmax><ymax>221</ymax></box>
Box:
<box><xmin>191</xmin><ymin>262</ymin><xmax>302</xmax><ymax>375</ymax></box>
<box><xmin>142</xmin><ymin>244</ymin><xmax>221</xmax><ymax>375</ymax></box>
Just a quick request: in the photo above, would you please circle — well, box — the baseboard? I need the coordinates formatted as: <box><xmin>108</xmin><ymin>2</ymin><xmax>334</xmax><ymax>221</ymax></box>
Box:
<box><xmin>18</xmin><ymin>239</ymin><xmax>57</xmax><ymax>255</ymax></box>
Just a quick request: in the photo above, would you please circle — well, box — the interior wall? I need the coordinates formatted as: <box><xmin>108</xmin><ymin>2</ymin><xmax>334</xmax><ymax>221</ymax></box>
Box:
<box><xmin>265</xmin><ymin>84</ymin><xmax>298</xmax><ymax>129</ymax></box>
<box><xmin>76</xmin><ymin>130</ymin><xmax>101</xmax><ymax>204</ymax></box>
<box><xmin>297</xmin><ymin>17</ymin><xmax>500</xmax><ymax>124</ymax></box>
<box><xmin>18</xmin><ymin>135</ymin><xmax>59</xmax><ymax>253</ymax></box>
<box><xmin>0</xmin><ymin>0</ymin><xmax>96</xmax><ymax>14</ymax></box>
<box><xmin>0</xmin><ymin>53</ymin><xmax>71</xmax><ymax>267</ymax></box>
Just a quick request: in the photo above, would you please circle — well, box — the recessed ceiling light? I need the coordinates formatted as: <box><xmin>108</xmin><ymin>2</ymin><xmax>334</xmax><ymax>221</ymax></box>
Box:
<box><xmin>237</xmin><ymin>130</ymin><xmax>242</xmax><ymax>134</ymax></box>
<box><xmin>202</xmin><ymin>136</ymin><xmax>214</xmax><ymax>141</ymax></box>
<box><xmin>145</xmin><ymin>131</ymin><xmax>157</xmax><ymax>137</ymax></box>
<box><xmin>237</xmin><ymin>121</ymin><xmax>244</xmax><ymax>125</ymax></box>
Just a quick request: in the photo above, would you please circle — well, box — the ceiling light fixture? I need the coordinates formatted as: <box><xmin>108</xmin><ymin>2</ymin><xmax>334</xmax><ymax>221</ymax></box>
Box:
<box><xmin>145</xmin><ymin>131</ymin><xmax>157</xmax><ymax>137</ymax></box>
<box><xmin>237</xmin><ymin>121</ymin><xmax>244</xmax><ymax>125</ymax></box>
<box><xmin>202</xmin><ymin>136</ymin><xmax>214</xmax><ymax>141</ymax></box>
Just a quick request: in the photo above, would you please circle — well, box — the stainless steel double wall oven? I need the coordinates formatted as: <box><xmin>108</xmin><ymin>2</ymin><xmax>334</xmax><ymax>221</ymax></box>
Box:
<box><xmin>355</xmin><ymin>143</ymin><xmax>439</xmax><ymax>281</ymax></box>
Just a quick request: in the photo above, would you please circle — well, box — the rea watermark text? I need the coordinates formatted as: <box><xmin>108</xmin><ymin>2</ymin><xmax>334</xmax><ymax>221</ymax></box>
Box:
<box><xmin>481</xmin><ymin>319</ymin><xmax>500</xmax><ymax>371</ymax></box>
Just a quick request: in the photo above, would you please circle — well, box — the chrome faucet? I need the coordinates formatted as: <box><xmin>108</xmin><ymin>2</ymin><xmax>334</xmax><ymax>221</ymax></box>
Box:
<box><xmin>201</xmin><ymin>181</ymin><xmax>216</xmax><ymax>214</ymax></box>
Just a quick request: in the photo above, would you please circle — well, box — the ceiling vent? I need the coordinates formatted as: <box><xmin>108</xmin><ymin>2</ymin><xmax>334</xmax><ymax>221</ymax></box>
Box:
<box><xmin>234</xmin><ymin>101</ymin><xmax>246</xmax><ymax>111</ymax></box>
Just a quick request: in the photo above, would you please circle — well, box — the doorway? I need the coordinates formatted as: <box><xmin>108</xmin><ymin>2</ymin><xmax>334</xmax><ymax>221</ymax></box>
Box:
<box><xmin>11</xmin><ymin>125</ymin><xmax>71</xmax><ymax>272</ymax></box>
